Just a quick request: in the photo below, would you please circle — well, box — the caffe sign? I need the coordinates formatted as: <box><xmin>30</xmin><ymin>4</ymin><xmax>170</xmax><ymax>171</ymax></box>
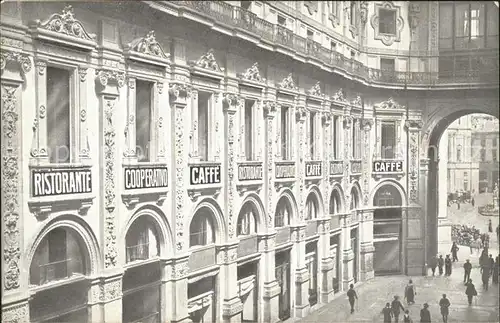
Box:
<box><xmin>305</xmin><ymin>161</ymin><xmax>322</xmax><ymax>178</ymax></box>
<box><xmin>238</xmin><ymin>163</ymin><xmax>263</xmax><ymax>181</ymax></box>
<box><xmin>373</xmin><ymin>161</ymin><xmax>404</xmax><ymax>173</ymax></box>
<box><xmin>124</xmin><ymin>167</ymin><xmax>168</xmax><ymax>190</ymax></box>
<box><xmin>32</xmin><ymin>168</ymin><xmax>92</xmax><ymax>197</ymax></box>
<box><xmin>190</xmin><ymin>164</ymin><xmax>221</xmax><ymax>185</ymax></box>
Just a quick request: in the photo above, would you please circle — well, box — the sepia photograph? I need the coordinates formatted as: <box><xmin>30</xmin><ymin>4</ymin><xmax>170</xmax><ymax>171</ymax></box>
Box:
<box><xmin>1</xmin><ymin>1</ymin><xmax>499</xmax><ymax>322</ymax></box>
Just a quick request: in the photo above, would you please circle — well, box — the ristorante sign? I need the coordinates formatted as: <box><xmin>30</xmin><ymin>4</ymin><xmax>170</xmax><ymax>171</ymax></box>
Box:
<box><xmin>31</xmin><ymin>168</ymin><xmax>92</xmax><ymax>197</ymax></box>
<box><xmin>305</xmin><ymin>161</ymin><xmax>322</xmax><ymax>178</ymax></box>
<box><xmin>238</xmin><ymin>163</ymin><xmax>263</xmax><ymax>181</ymax></box>
<box><xmin>190</xmin><ymin>164</ymin><xmax>221</xmax><ymax>185</ymax></box>
<box><xmin>124</xmin><ymin>167</ymin><xmax>168</xmax><ymax>190</ymax></box>
<box><xmin>372</xmin><ymin>160</ymin><xmax>404</xmax><ymax>173</ymax></box>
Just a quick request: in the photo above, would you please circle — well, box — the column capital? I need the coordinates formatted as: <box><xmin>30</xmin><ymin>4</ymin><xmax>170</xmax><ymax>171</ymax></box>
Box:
<box><xmin>169</xmin><ymin>82</ymin><xmax>192</xmax><ymax>104</ymax></box>
<box><xmin>405</xmin><ymin>119</ymin><xmax>423</xmax><ymax>131</ymax></box>
<box><xmin>95</xmin><ymin>69</ymin><xmax>125</xmax><ymax>96</ymax></box>
<box><xmin>1</xmin><ymin>50</ymin><xmax>32</xmax><ymax>74</ymax></box>
<box><xmin>361</xmin><ymin>118</ymin><xmax>374</xmax><ymax>131</ymax></box>
<box><xmin>295</xmin><ymin>106</ymin><xmax>307</xmax><ymax>122</ymax></box>
<box><xmin>263</xmin><ymin>100</ymin><xmax>279</xmax><ymax>118</ymax></box>
<box><xmin>222</xmin><ymin>92</ymin><xmax>239</xmax><ymax>113</ymax></box>
<box><xmin>343</xmin><ymin>115</ymin><xmax>353</xmax><ymax>129</ymax></box>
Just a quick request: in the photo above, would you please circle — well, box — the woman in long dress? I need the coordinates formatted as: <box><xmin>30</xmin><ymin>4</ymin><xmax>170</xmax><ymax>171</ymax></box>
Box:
<box><xmin>493</xmin><ymin>256</ymin><xmax>499</xmax><ymax>284</ymax></box>
<box><xmin>405</xmin><ymin>279</ymin><xmax>416</xmax><ymax>305</ymax></box>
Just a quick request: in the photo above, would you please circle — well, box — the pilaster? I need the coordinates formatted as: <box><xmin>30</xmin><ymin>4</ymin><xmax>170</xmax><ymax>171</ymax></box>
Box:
<box><xmin>170</xmin><ymin>257</ymin><xmax>191</xmax><ymax>323</ymax></box>
<box><xmin>318</xmin><ymin>219</ymin><xmax>334</xmax><ymax>303</ymax></box>
<box><xmin>292</xmin><ymin>226</ymin><xmax>309</xmax><ymax>317</ymax></box>
<box><xmin>361</xmin><ymin>118</ymin><xmax>374</xmax><ymax>206</ymax></box>
<box><xmin>296</xmin><ymin>99</ymin><xmax>307</xmax><ymax>223</ymax></box>
<box><xmin>359</xmin><ymin>210</ymin><xmax>375</xmax><ymax>281</ymax></box>
<box><xmin>102</xmin><ymin>273</ymin><xmax>124</xmax><ymax>323</ymax></box>
<box><xmin>264</xmin><ymin>99</ymin><xmax>277</xmax><ymax>229</ymax></box>
<box><xmin>340</xmin><ymin>213</ymin><xmax>354</xmax><ymax>290</ymax></box>
<box><xmin>258</xmin><ymin>233</ymin><xmax>280</xmax><ymax>323</ymax></box>
<box><xmin>219</xmin><ymin>244</ymin><xmax>242</xmax><ymax>323</ymax></box>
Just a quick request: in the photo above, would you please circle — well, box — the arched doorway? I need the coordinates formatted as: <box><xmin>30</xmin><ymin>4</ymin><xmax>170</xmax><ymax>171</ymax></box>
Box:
<box><xmin>349</xmin><ymin>185</ymin><xmax>361</xmax><ymax>283</ymax></box>
<box><xmin>328</xmin><ymin>187</ymin><xmax>343</xmax><ymax>293</ymax></box>
<box><xmin>188</xmin><ymin>205</ymin><xmax>219</xmax><ymax>323</ymax></box>
<box><xmin>274</xmin><ymin>195</ymin><xmax>293</xmax><ymax>321</ymax></box>
<box><xmin>29</xmin><ymin>226</ymin><xmax>91</xmax><ymax>323</ymax></box>
<box><xmin>236</xmin><ymin>200</ymin><xmax>260</xmax><ymax>323</ymax></box>
<box><xmin>122</xmin><ymin>215</ymin><xmax>162</xmax><ymax>323</ymax></box>
<box><xmin>372</xmin><ymin>183</ymin><xmax>404</xmax><ymax>275</ymax></box>
<box><xmin>426</xmin><ymin>110</ymin><xmax>499</xmax><ymax>260</ymax></box>
<box><xmin>304</xmin><ymin>192</ymin><xmax>320</xmax><ymax>307</ymax></box>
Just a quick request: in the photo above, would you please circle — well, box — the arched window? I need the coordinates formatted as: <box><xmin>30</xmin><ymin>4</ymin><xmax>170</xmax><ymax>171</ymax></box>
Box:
<box><xmin>305</xmin><ymin>194</ymin><xmax>318</xmax><ymax>220</ymax></box>
<box><xmin>125</xmin><ymin>216</ymin><xmax>160</xmax><ymax>263</ymax></box>
<box><xmin>329</xmin><ymin>190</ymin><xmax>341</xmax><ymax>214</ymax></box>
<box><xmin>30</xmin><ymin>227</ymin><xmax>88</xmax><ymax>286</ymax></box>
<box><xmin>190</xmin><ymin>208</ymin><xmax>215</xmax><ymax>247</ymax></box>
<box><xmin>373</xmin><ymin>185</ymin><xmax>402</xmax><ymax>207</ymax></box>
<box><xmin>237</xmin><ymin>203</ymin><xmax>257</xmax><ymax>236</ymax></box>
<box><xmin>275</xmin><ymin>196</ymin><xmax>292</xmax><ymax>227</ymax></box>
<box><xmin>350</xmin><ymin>188</ymin><xmax>360</xmax><ymax>210</ymax></box>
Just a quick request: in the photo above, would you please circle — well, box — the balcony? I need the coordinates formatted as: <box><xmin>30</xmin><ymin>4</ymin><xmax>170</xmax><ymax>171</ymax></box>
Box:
<box><xmin>126</xmin><ymin>243</ymin><xmax>149</xmax><ymax>263</ymax></box>
<box><xmin>37</xmin><ymin>258</ymin><xmax>83</xmax><ymax>285</ymax></box>
<box><xmin>157</xmin><ymin>1</ymin><xmax>499</xmax><ymax>87</ymax></box>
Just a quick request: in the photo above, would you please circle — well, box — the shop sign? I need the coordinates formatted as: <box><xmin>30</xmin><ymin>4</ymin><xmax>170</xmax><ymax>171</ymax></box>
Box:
<box><xmin>305</xmin><ymin>161</ymin><xmax>322</xmax><ymax>177</ymax></box>
<box><xmin>329</xmin><ymin>161</ymin><xmax>343</xmax><ymax>176</ymax></box>
<box><xmin>190</xmin><ymin>165</ymin><xmax>221</xmax><ymax>185</ymax></box>
<box><xmin>372</xmin><ymin>160</ymin><xmax>403</xmax><ymax>173</ymax></box>
<box><xmin>32</xmin><ymin>168</ymin><xmax>92</xmax><ymax>197</ymax></box>
<box><xmin>238</xmin><ymin>164</ymin><xmax>263</xmax><ymax>181</ymax></box>
<box><xmin>275</xmin><ymin>162</ymin><xmax>295</xmax><ymax>179</ymax></box>
<box><xmin>124</xmin><ymin>167</ymin><xmax>168</xmax><ymax>190</ymax></box>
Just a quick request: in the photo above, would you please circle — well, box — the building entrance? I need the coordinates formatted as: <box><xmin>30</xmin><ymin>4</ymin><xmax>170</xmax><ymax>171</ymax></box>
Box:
<box><xmin>372</xmin><ymin>185</ymin><xmax>403</xmax><ymax>275</ymax></box>
<box><xmin>237</xmin><ymin>260</ymin><xmax>259</xmax><ymax>323</ymax></box>
<box><xmin>275</xmin><ymin>250</ymin><xmax>291</xmax><ymax>321</ymax></box>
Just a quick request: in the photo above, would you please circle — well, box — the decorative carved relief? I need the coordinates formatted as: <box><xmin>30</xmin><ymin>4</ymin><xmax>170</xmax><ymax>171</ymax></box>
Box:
<box><xmin>370</xmin><ymin>1</ymin><xmax>405</xmax><ymax>46</ymax></box>
<box><xmin>429</xmin><ymin>2</ymin><xmax>438</xmax><ymax>50</ymax></box>
<box><xmin>238</xmin><ymin>62</ymin><xmax>265</xmax><ymax>83</ymax></box>
<box><xmin>304</xmin><ymin>1</ymin><xmax>319</xmax><ymax>15</ymax></box>
<box><xmin>0</xmin><ymin>51</ymin><xmax>32</xmax><ymax>74</ymax></box>
<box><xmin>174</xmin><ymin>104</ymin><xmax>186</xmax><ymax>251</ymax></box>
<box><xmin>169</xmin><ymin>83</ymin><xmax>192</xmax><ymax>101</ymax></box>
<box><xmin>2</xmin><ymin>84</ymin><xmax>21</xmax><ymax>291</ymax></box>
<box><xmin>1</xmin><ymin>303</ymin><xmax>28</xmax><ymax>323</ymax></box>
<box><xmin>264</xmin><ymin>100</ymin><xmax>277</xmax><ymax>228</ymax></box>
<box><xmin>328</xmin><ymin>1</ymin><xmax>340</xmax><ymax>26</ymax></box>
<box><xmin>406</xmin><ymin>120</ymin><xmax>422</xmax><ymax>203</ymax></box>
<box><xmin>104</xmin><ymin>280</ymin><xmax>122</xmax><ymax>301</ymax></box>
<box><xmin>408</xmin><ymin>3</ymin><xmax>421</xmax><ymax>34</ymax></box>
<box><xmin>78</xmin><ymin>66</ymin><xmax>87</xmax><ymax>82</ymax></box>
<box><xmin>225</xmin><ymin>93</ymin><xmax>238</xmax><ymax>239</ymax></box>
<box><xmin>375</xmin><ymin>97</ymin><xmax>403</xmax><ymax>110</ymax></box>
<box><xmin>296</xmin><ymin>106</ymin><xmax>307</xmax><ymax>122</ymax></box>
<box><xmin>360</xmin><ymin>1</ymin><xmax>369</xmax><ymax>25</ymax></box>
<box><xmin>96</xmin><ymin>70</ymin><xmax>126</xmax><ymax>88</ymax></box>
<box><xmin>30</xmin><ymin>5</ymin><xmax>97</xmax><ymax>49</ymax></box>
<box><xmin>278</xmin><ymin>73</ymin><xmax>298</xmax><ymax>91</ymax></box>
<box><xmin>307</xmin><ymin>82</ymin><xmax>323</xmax><ymax>97</ymax></box>
<box><xmin>36</xmin><ymin>60</ymin><xmax>46</xmax><ymax>75</ymax></box>
<box><xmin>125</xmin><ymin>30</ymin><xmax>169</xmax><ymax>59</ymax></box>
<box><xmin>189</xmin><ymin>49</ymin><xmax>224</xmax><ymax>73</ymax></box>
<box><xmin>103</xmin><ymin>97</ymin><xmax>117</xmax><ymax>268</ymax></box>
<box><xmin>351</xmin><ymin>95</ymin><xmax>362</xmax><ymax>107</ymax></box>
<box><xmin>332</xmin><ymin>88</ymin><xmax>347</xmax><ymax>103</ymax></box>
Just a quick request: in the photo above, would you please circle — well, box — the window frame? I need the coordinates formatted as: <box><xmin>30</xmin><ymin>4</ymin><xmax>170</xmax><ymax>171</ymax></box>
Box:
<box><xmin>275</xmin><ymin>197</ymin><xmax>291</xmax><ymax>228</ymax></box>
<box><xmin>280</xmin><ymin>105</ymin><xmax>292</xmax><ymax>161</ymax></box>
<box><xmin>189</xmin><ymin>211</ymin><xmax>215</xmax><ymax>247</ymax></box>
<box><xmin>134</xmin><ymin>79</ymin><xmax>156</xmax><ymax>163</ymax></box>
<box><xmin>381</xmin><ymin>121</ymin><xmax>397</xmax><ymax>159</ymax></box>
<box><xmin>237</xmin><ymin>203</ymin><xmax>257</xmax><ymax>236</ymax></box>
<box><xmin>243</xmin><ymin>98</ymin><xmax>257</xmax><ymax>161</ymax></box>
<box><xmin>309</xmin><ymin>110</ymin><xmax>317</xmax><ymax>159</ymax></box>
<box><xmin>378</xmin><ymin>7</ymin><xmax>397</xmax><ymax>36</ymax></box>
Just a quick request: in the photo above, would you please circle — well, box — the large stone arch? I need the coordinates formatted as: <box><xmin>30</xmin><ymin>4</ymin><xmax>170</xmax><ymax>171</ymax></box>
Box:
<box><xmin>305</xmin><ymin>185</ymin><xmax>325</xmax><ymax>218</ymax></box>
<box><xmin>119</xmin><ymin>204</ymin><xmax>175</xmax><ymax>265</ymax></box>
<box><xmin>423</xmin><ymin>105</ymin><xmax>499</xmax><ymax>260</ymax></box>
<box><xmin>238</xmin><ymin>193</ymin><xmax>266</xmax><ymax>233</ymax></box>
<box><xmin>189</xmin><ymin>197</ymin><xmax>227</xmax><ymax>244</ymax></box>
<box><xmin>370</xmin><ymin>179</ymin><xmax>407</xmax><ymax>207</ymax></box>
<box><xmin>275</xmin><ymin>188</ymin><xmax>299</xmax><ymax>225</ymax></box>
<box><xmin>25</xmin><ymin>214</ymin><xmax>101</xmax><ymax>277</ymax></box>
<box><xmin>329</xmin><ymin>183</ymin><xmax>346</xmax><ymax>214</ymax></box>
<box><xmin>348</xmin><ymin>181</ymin><xmax>363</xmax><ymax>210</ymax></box>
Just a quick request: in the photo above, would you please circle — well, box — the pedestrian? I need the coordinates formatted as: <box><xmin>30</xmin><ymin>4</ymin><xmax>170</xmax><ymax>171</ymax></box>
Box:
<box><xmin>471</xmin><ymin>197</ymin><xmax>475</xmax><ymax>207</ymax></box>
<box><xmin>420</xmin><ymin>303</ymin><xmax>431</xmax><ymax>323</ymax></box>
<box><xmin>346</xmin><ymin>283</ymin><xmax>358</xmax><ymax>314</ymax></box>
<box><xmin>438</xmin><ymin>255</ymin><xmax>444</xmax><ymax>275</ymax></box>
<box><xmin>439</xmin><ymin>294</ymin><xmax>450</xmax><ymax>323</ymax></box>
<box><xmin>481</xmin><ymin>265</ymin><xmax>490</xmax><ymax>291</ymax></box>
<box><xmin>479</xmin><ymin>250</ymin><xmax>489</xmax><ymax>273</ymax></box>
<box><xmin>457</xmin><ymin>202</ymin><xmax>460</xmax><ymax>210</ymax></box>
<box><xmin>444</xmin><ymin>255</ymin><xmax>452</xmax><ymax>276</ymax></box>
<box><xmin>405</xmin><ymin>279</ymin><xmax>416</xmax><ymax>305</ymax></box>
<box><xmin>429</xmin><ymin>255</ymin><xmax>438</xmax><ymax>276</ymax></box>
<box><xmin>496</xmin><ymin>225</ymin><xmax>499</xmax><ymax>240</ymax></box>
<box><xmin>382</xmin><ymin>302</ymin><xmax>393</xmax><ymax>323</ymax></box>
<box><xmin>493</xmin><ymin>256</ymin><xmax>499</xmax><ymax>284</ymax></box>
<box><xmin>391</xmin><ymin>295</ymin><xmax>405</xmax><ymax>323</ymax></box>
<box><xmin>465</xmin><ymin>279</ymin><xmax>478</xmax><ymax>306</ymax></box>
<box><xmin>489</xmin><ymin>254</ymin><xmax>495</xmax><ymax>275</ymax></box>
<box><xmin>403</xmin><ymin>309</ymin><xmax>413</xmax><ymax>323</ymax></box>
<box><xmin>463</xmin><ymin>259</ymin><xmax>472</xmax><ymax>284</ymax></box>
<box><xmin>475</xmin><ymin>237</ymin><xmax>482</xmax><ymax>254</ymax></box>
<box><xmin>451</xmin><ymin>242</ymin><xmax>459</xmax><ymax>262</ymax></box>
<box><xmin>488</xmin><ymin>219</ymin><xmax>493</xmax><ymax>233</ymax></box>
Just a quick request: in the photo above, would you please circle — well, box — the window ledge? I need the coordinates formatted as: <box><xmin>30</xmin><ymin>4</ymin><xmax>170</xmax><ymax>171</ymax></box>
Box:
<box><xmin>124</xmin><ymin>257</ymin><xmax>161</xmax><ymax>270</ymax></box>
<box><xmin>121</xmin><ymin>189</ymin><xmax>168</xmax><ymax>210</ymax></box>
<box><xmin>187</xmin><ymin>184</ymin><xmax>222</xmax><ymax>202</ymax></box>
<box><xmin>236</xmin><ymin>181</ymin><xmax>263</xmax><ymax>196</ymax></box>
<box><xmin>28</xmin><ymin>193</ymin><xmax>95</xmax><ymax>219</ymax></box>
<box><xmin>29</xmin><ymin>274</ymin><xmax>87</xmax><ymax>295</ymax></box>
<box><xmin>372</xmin><ymin>171</ymin><xmax>405</xmax><ymax>180</ymax></box>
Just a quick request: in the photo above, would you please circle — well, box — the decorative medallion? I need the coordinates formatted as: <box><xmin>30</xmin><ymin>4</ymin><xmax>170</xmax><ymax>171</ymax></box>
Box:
<box><xmin>190</xmin><ymin>49</ymin><xmax>224</xmax><ymax>73</ymax></box>
<box><xmin>238</xmin><ymin>62</ymin><xmax>265</xmax><ymax>83</ymax></box>
<box><xmin>278</xmin><ymin>73</ymin><xmax>298</xmax><ymax>91</ymax></box>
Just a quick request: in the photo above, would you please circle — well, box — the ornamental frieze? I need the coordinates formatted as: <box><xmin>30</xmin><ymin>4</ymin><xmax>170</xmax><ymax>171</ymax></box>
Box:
<box><xmin>95</xmin><ymin>69</ymin><xmax>126</xmax><ymax>88</ymax></box>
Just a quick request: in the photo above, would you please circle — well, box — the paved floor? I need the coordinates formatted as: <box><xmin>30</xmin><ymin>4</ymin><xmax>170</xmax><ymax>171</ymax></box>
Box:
<box><xmin>297</xmin><ymin>248</ymin><xmax>499</xmax><ymax>323</ymax></box>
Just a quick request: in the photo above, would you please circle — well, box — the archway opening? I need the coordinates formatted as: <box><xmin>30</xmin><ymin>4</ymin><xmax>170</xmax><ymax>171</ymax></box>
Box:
<box><xmin>122</xmin><ymin>215</ymin><xmax>162</xmax><ymax>323</ymax></box>
<box><xmin>29</xmin><ymin>227</ymin><xmax>91</xmax><ymax>323</ymax></box>
<box><xmin>305</xmin><ymin>192</ymin><xmax>319</xmax><ymax>220</ymax></box>
<box><xmin>349</xmin><ymin>185</ymin><xmax>361</xmax><ymax>283</ymax></box>
<box><xmin>188</xmin><ymin>205</ymin><xmax>219</xmax><ymax>323</ymax></box>
<box><xmin>236</xmin><ymin>200</ymin><xmax>260</xmax><ymax>323</ymax></box>
<box><xmin>328</xmin><ymin>188</ymin><xmax>343</xmax><ymax>293</ymax></box>
<box><xmin>427</xmin><ymin>112</ymin><xmax>499</xmax><ymax>260</ymax></box>
<box><xmin>372</xmin><ymin>184</ymin><xmax>404</xmax><ymax>276</ymax></box>
<box><xmin>275</xmin><ymin>196</ymin><xmax>292</xmax><ymax>228</ymax></box>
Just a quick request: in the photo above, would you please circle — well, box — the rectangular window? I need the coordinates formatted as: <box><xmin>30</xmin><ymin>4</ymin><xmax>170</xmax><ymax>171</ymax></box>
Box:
<box><xmin>281</xmin><ymin>106</ymin><xmax>290</xmax><ymax>160</ymax></box>
<box><xmin>380</xmin><ymin>58</ymin><xmax>395</xmax><ymax>71</ymax></box>
<box><xmin>350</xmin><ymin>2</ymin><xmax>356</xmax><ymax>25</ymax></box>
<box><xmin>46</xmin><ymin>67</ymin><xmax>71</xmax><ymax>164</ymax></box>
<box><xmin>457</xmin><ymin>146</ymin><xmax>462</xmax><ymax>161</ymax></box>
<box><xmin>379</xmin><ymin>8</ymin><xmax>396</xmax><ymax>35</ymax></box>
<box><xmin>333</xmin><ymin>115</ymin><xmax>339</xmax><ymax>159</ymax></box>
<box><xmin>439</xmin><ymin>3</ymin><xmax>453</xmax><ymax>49</ymax></box>
<box><xmin>244</xmin><ymin>100</ymin><xmax>254</xmax><ymax>161</ymax></box>
<box><xmin>135</xmin><ymin>80</ymin><xmax>153</xmax><ymax>162</ymax></box>
<box><xmin>309</xmin><ymin>112</ymin><xmax>316</xmax><ymax>158</ymax></box>
<box><xmin>198</xmin><ymin>92</ymin><xmax>212</xmax><ymax>161</ymax></box>
<box><xmin>351</xmin><ymin>119</ymin><xmax>361</xmax><ymax>159</ymax></box>
<box><xmin>330</xmin><ymin>41</ymin><xmax>337</xmax><ymax>52</ymax></box>
<box><xmin>381</xmin><ymin>122</ymin><xmax>396</xmax><ymax>159</ymax></box>
<box><xmin>278</xmin><ymin>14</ymin><xmax>286</xmax><ymax>26</ymax></box>
<box><xmin>307</xmin><ymin>29</ymin><xmax>314</xmax><ymax>39</ymax></box>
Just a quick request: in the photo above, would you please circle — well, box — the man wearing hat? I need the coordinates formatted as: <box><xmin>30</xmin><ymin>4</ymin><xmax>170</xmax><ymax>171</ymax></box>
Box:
<box><xmin>463</xmin><ymin>259</ymin><xmax>472</xmax><ymax>284</ymax></box>
<box><xmin>420</xmin><ymin>303</ymin><xmax>431</xmax><ymax>323</ymax></box>
<box><xmin>391</xmin><ymin>295</ymin><xmax>405</xmax><ymax>323</ymax></box>
<box><xmin>439</xmin><ymin>294</ymin><xmax>451</xmax><ymax>323</ymax></box>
